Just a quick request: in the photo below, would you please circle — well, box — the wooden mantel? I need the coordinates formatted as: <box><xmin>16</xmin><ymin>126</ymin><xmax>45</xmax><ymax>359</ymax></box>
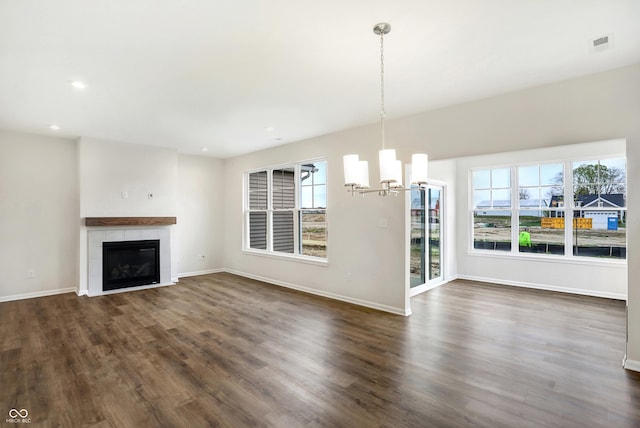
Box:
<box><xmin>85</xmin><ymin>217</ymin><xmax>177</xmax><ymax>227</ymax></box>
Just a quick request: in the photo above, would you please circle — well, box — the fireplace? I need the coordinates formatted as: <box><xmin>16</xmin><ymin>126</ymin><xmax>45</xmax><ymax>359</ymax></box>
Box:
<box><xmin>102</xmin><ymin>240</ymin><xmax>160</xmax><ymax>291</ymax></box>
<box><xmin>86</xmin><ymin>227</ymin><xmax>173</xmax><ymax>296</ymax></box>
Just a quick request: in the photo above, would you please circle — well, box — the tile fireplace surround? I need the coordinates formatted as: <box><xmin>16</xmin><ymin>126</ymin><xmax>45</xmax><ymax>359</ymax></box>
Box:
<box><xmin>86</xmin><ymin>220</ymin><xmax>174</xmax><ymax>296</ymax></box>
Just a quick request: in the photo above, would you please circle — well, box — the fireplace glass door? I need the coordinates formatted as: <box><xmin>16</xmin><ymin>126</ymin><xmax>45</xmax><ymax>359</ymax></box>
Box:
<box><xmin>103</xmin><ymin>240</ymin><xmax>160</xmax><ymax>291</ymax></box>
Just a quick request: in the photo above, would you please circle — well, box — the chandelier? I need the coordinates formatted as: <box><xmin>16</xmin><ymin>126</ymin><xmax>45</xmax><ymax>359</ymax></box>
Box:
<box><xmin>343</xmin><ymin>23</ymin><xmax>428</xmax><ymax>196</ymax></box>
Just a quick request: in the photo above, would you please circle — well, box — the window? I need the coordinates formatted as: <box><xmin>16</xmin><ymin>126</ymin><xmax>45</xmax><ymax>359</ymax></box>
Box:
<box><xmin>248</xmin><ymin>171</ymin><xmax>268</xmax><ymax>250</ymax></box>
<box><xmin>246</xmin><ymin>160</ymin><xmax>327</xmax><ymax>260</ymax></box>
<box><xmin>471</xmin><ymin>157</ymin><xmax>626</xmax><ymax>260</ymax></box>
<box><xmin>272</xmin><ymin>167</ymin><xmax>295</xmax><ymax>253</ymax></box>
<box><xmin>518</xmin><ymin>163</ymin><xmax>564</xmax><ymax>254</ymax></box>
<box><xmin>300</xmin><ymin>163</ymin><xmax>327</xmax><ymax>257</ymax></box>
<box><xmin>410</xmin><ymin>185</ymin><xmax>443</xmax><ymax>288</ymax></box>
<box><xmin>410</xmin><ymin>187</ymin><xmax>426</xmax><ymax>286</ymax></box>
<box><xmin>572</xmin><ymin>158</ymin><xmax>626</xmax><ymax>258</ymax></box>
<box><xmin>472</xmin><ymin>168</ymin><xmax>512</xmax><ymax>251</ymax></box>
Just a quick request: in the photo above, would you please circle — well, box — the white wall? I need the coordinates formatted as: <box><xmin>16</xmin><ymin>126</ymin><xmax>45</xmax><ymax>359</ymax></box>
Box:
<box><xmin>79</xmin><ymin>137</ymin><xmax>177</xmax><ymax>217</ymax></box>
<box><xmin>0</xmin><ymin>130</ymin><xmax>79</xmax><ymax>301</ymax></box>
<box><xmin>455</xmin><ymin>140</ymin><xmax>627</xmax><ymax>298</ymax></box>
<box><xmin>78</xmin><ymin>137</ymin><xmax>178</xmax><ymax>293</ymax></box>
<box><xmin>223</xmin><ymin>124</ymin><xmax>410</xmax><ymax>315</ymax></box>
<box><xmin>75</xmin><ymin>139</ymin><xmax>225</xmax><ymax>291</ymax></box>
<box><xmin>176</xmin><ymin>154</ymin><xmax>225</xmax><ymax>276</ymax></box>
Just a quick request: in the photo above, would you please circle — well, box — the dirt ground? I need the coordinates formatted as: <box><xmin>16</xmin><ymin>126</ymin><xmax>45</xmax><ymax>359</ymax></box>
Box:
<box><xmin>475</xmin><ymin>226</ymin><xmax>626</xmax><ymax>246</ymax></box>
<box><xmin>302</xmin><ymin>218</ymin><xmax>626</xmax><ymax>259</ymax></box>
<box><xmin>301</xmin><ymin>213</ymin><xmax>327</xmax><ymax>257</ymax></box>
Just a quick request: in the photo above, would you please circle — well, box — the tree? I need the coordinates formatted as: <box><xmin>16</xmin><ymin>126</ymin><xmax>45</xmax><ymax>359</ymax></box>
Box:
<box><xmin>519</xmin><ymin>188</ymin><xmax>530</xmax><ymax>200</ymax></box>
<box><xmin>572</xmin><ymin>164</ymin><xmax>625</xmax><ymax>195</ymax></box>
<box><xmin>550</xmin><ymin>164</ymin><xmax>626</xmax><ymax>196</ymax></box>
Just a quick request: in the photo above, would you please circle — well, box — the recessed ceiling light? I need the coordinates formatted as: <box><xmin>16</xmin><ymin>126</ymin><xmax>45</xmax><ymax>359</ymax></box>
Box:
<box><xmin>70</xmin><ymin>80</ymin><xmax>87</xmax><ymax>90</ymax></box>
<box><xmin>265</xmin><ymin>126</ymin><xmax>275</xmax><ymax>132</ymax></box>
<box><xmin>201</xmin><ymin>147</ymin><xmax>209</xmax><ymax>152</ymax></box>
<box><xmin>49</xmin><ymin>124</ymin><xmax>60</xmax><ymax>131</ymax></box>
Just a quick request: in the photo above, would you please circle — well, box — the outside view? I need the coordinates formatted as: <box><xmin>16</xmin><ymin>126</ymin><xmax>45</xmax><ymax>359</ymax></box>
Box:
<box><xmin>473</xmin><ymin>167</ymin><xmax>512</xmax><ymax>251</ymax></box>
<box><xmin>248</xmin><ymin>161</ymin><xmax>327</xmax><ymax>258</ymax></box>
<box><xmin>410</xmin><ymin>187</ymin><xmax>442</xmax><ymax>287</ymax></box>
<box><xmin>473</xmin><ymin>159</ymin><xmax>626</xmax><ymax>259</ymax></box>
<box><xmin>300</xmin><ymin>162</ymin><xmax>327</xmax><ymax>258</ymax></box>
<box><xmin>300</xmin><ymin>212</ymin><xmax>327</xmax><ymax>257</ymax></box>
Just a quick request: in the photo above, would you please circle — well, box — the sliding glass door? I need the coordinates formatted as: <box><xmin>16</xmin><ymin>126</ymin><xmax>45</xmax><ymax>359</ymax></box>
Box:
<box><xmin>410</xmin><ymin>184</ymin><xmax>444</xmax><ymax>290</ymax></box>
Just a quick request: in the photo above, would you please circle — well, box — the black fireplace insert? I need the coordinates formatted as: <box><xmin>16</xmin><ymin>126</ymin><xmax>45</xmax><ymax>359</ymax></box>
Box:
<box><xmin>103</xmin><ymin>240</ymin><xmax>160</xmax><ymax>291</ymax></box>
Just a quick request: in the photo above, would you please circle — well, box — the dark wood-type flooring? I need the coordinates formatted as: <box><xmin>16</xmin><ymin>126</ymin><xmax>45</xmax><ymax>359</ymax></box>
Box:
<box><xmin>1</xmin><ymin>273</ymin><xmax>639</xmax><ymax>427</ymax></box>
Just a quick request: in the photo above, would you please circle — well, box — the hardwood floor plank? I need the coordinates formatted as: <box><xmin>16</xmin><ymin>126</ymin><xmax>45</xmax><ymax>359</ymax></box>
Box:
<box><xmin>1</xmin><ymin>273</ymin><xmax>639</xmax><ymax>427</ymax></box>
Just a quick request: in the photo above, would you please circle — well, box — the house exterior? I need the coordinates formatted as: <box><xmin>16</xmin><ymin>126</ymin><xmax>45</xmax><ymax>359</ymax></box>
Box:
<box><xmin>576</xmin><ymin>194</ymin><xmax>625</xmax><ymax>229</ymax></box>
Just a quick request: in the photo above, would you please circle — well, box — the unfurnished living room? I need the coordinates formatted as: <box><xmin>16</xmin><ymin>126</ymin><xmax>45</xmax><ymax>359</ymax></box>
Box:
<box><xmin>1</xmin><ymin>1</ymin><xmax>640</xmax><ymax>427</ymax></box>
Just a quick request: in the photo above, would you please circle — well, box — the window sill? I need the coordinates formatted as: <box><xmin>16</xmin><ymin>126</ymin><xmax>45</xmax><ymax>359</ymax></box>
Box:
<box><xmin>242</xmin><ymin>249</ymin><xmax>329</xmax><ymax>267</ymax></box>
<box><xmin>467</xmin><ymin>249</ymin><xmax>627</xmax><ymax>267</ymax></box>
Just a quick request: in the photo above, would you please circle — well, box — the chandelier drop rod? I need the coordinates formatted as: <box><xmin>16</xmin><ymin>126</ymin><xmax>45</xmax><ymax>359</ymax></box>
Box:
<box><xmin>379</xmin><ymin>23</ymin><xmax>386</xmax><ymax>151</ymax></box>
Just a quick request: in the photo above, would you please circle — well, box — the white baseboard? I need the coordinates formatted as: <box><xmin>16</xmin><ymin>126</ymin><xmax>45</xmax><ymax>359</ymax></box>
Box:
<box><xmin>178</xmin><ymin>268</ymin><xmax>225</xmax><ymax>279</ymax></box>
<box><xmin>0</xmin><ymin>287</ymin><xmax>77</xmax><ymax>303</ymax></box>
<box><xmin>225</xmin><ymin>268</ymin><xmax>410</xmax><ymax>316</ymax></box>
<box><xmin>455</xmin><ymin>274</ymin><xmax>626</xmax><ymax>301</ymax></box>
<box><xmin>409</xmin><ymin>278</ymin><xmax>452</xmax><ymax>297</ymax></box>
<box><xmin>623</xmin><ymin>356</ymin><xmax>640</xmax><ymax>372</ymax></box>
<box><xmin>6</xmin><ymin>271</ymin><xmax>619</xmax><ymax>315</ymax></box>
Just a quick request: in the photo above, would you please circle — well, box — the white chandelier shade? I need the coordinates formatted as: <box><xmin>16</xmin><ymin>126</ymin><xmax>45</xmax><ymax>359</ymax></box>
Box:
<box><xmin>343</xmin><ymin>151</ymin><xmax>428</xmax><ymax>190</ymax></box>
<box><xmin>343</xmin><ymin>154</ymin><xmax>370</xmax><ymax>188</ymax></box>
<box><xmin>411</xmin><ymin>153</ymin><xmax>429</xmax><ymax>184</ymax></box>
<box><xmin>379</xmin><ymin>149</ymin><xmax>398</xmax><ymax>183</ymax></box>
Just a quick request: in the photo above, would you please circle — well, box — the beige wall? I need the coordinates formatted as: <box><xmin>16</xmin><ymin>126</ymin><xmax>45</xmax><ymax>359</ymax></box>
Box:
<box><xmin>79</xmin><ymin>137</ymin><xmax>178</xmax><ymax>217</ymax></box>
<box><xmin>222</xmin><ymin>124</ymin><xmax>410</xmax><ymax>314</ymax></box>
<box><xmin>77</xmin><ymin>139</ymin><xmax>226</xmax><ymax>289</ymax></box>
<box><xmin>176</xmin><ymin>154</ymin><xmax>225</xmax><ymax>275</ymax></box>
<box><xmin>454</xmin><ymin>140</ymin><xmax>627</xmax><ymax>299</ymax></box>
<box><xmin>77</xmin><ymin>137</ymin><xmax>180</xmax><ymax>292</ymax></box>
<box><xmin>0</xmin><ymin>133</ymin><xmax>226</xmax><ymax>299</ymax></box>
<box><xmin>0</xmin><ymin>130</ymin><xmax>79</xmax><ymax>300</ymax></box>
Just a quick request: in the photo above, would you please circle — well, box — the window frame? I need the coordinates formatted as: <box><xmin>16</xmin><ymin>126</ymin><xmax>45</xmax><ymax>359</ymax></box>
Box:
<box><xmin>471</xmin><ymin>166</ymin><xmax>514</xmax><ymax>252</ymax></box>
<box><xmin>517</xmin><ymin>162</ymin><xmax>566</xmax><ymax>255</ymax></box>
<box><xmin>470</xmin><ymin>156</ymin><xmax>626</xmax><ymax>263</ymax></box>
<box><xmin>244</xmin><ymin>158</ymin><xmax>328</xmax><ymax>265</ymax></box>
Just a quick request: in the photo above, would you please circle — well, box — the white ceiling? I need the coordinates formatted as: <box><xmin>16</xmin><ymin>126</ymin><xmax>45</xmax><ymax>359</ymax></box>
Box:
<box><xmin>1</xmin><ymin>1</ymin><xmax>639</xmax><ymax>158</ymax></box>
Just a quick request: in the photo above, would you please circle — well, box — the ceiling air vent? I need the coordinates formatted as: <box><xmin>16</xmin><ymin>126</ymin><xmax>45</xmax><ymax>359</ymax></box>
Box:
<box><xmin>589</xmin><ymin>33</ymin><xmax>614</xmax><ymax>53</ymax></box>
<box><xmin>593</xmin><ymin>36</ymin><xmax>609</xmax><ymax>47</ymax></box>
